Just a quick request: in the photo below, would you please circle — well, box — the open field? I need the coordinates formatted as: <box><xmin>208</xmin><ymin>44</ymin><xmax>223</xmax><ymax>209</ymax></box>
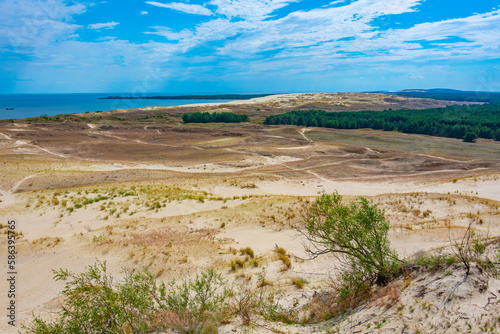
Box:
<box><xmin>0</xmin><ymin>93</ymin><xmax>499</xmax><ymax>333</ymax></box>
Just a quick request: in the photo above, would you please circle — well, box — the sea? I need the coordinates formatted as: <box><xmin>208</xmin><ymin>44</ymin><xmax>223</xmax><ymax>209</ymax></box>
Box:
<box><xmin>0</xmin><ymin>93</ymin><xmax>232</xmax><ymax>120</ymax></box>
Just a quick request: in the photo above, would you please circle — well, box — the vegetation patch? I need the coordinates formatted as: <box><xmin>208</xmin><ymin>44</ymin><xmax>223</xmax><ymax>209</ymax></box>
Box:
<box><xmin>183</xmin><ymin>112</ymin><xmax>249</xmax><ymax>123</ymax></box>
<box><xmin>264</xmin><ymin>104</ymin><xmax>500</xmax><ymax>141</ymax></box>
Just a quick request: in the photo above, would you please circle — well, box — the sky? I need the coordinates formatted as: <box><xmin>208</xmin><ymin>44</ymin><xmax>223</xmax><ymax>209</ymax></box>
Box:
<box><xmin>1</xmin><ymin>0</ymin><xmax>499</xmax><ymax>94</ymax></box>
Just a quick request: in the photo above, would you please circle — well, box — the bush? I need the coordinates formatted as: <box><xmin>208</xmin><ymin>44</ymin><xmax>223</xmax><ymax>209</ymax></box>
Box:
<box><xmin>23</xmin><ymin>261</ymin><xmax>232</xmax><ymax>334</ymax></box>
<box><xmin>182</xmin><ymin>112</ymin><xmax>249</xmax><ymax>123</ymax></box>
<box><xmin>300</xmin><ymin>191</ymin><xmax>400</xmax><ymax>286</ymax></box>
<box><xmin>463</xmin><ymin>131</ymin><xmax>478</xmax><ymax>143</ymax></box>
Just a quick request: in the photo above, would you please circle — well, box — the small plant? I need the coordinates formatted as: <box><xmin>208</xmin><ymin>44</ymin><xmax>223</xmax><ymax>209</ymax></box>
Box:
<box><xmin>291</xmin><ymin>277</ymin><xmax>307</xmax><ymax>289</ymax></box>
<box><xmin>92</xmin><ymin>234</ymin><xmax>108</xmax><ymax>244</ymax></box>
<box><xmin>240</xmin><ymin>247</ymin><xmax>255</xmax><ymax>259</ymax></box>
<box><xmin>274</xmin><ymin>247</ymin><xmax>291</xmax><ymax>269</ymax></box>
<box><xmin>249</xmin><ymin>258</ymin><xmax>259</xmax><ymax>267</ymax></box>
<box><xmin>450</xmin><ymin>222</ymin><xmax>484</xmax><ymax>275</ymax></box>
<box><xmin>230</xmin><ymin>258</ymin><xmax>245</xmax><ymax>271</ymax></box>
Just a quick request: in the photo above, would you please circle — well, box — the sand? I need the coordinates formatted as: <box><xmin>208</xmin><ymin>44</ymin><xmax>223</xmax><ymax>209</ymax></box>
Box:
<box><xmin>1</xmin><ymin>92</ymin><xmax>499</xmax><ymax>332</ymax></box>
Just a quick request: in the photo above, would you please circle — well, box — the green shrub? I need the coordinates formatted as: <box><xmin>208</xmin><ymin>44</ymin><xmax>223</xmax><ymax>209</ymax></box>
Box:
<box><xmin>301</xmin><ymin>191</ymin><xmax>400</xmax><ymax>286</ymax></box>
<box><xmin>23</xmin><ymin>261</ymin><xmax>232</xmax><ymax>334</ymax></box>
<box><xmin>463</xmin><ymin>132</ymin><xmax>478</xmax><ymax>143</ymax></box>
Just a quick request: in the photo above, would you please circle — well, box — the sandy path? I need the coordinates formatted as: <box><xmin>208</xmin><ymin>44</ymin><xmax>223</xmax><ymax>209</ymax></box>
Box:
<box><xmin>417</xmin><ymin>153</ymin><xmax>467</xmax><ymax>163</ymax></box>
<box><xmin>144</xmin><ymin>125</ymin><xmax>161</xmax><ymax>135</ymax></box>
<box><xmin>298</xmin><ymin>128</ymin><xmax>313</xmax><ymax>143</ymax></box>
<box><xmin>0</xmin><ymin>132</ymin><xmax>13</xmax><ymax>140</ymax></box>
<box><xmin>1</xmin><ymin>131</ymin><xmax>68</xmax><ymax>159</ymax></box>
<box><xmin>90</xmin><ymin>131</ymin><xmax>179</xmax><ymax>148</ymax></box>
<box><xmin>0</xmin><ymin>174</ymin><xmax>39</xmax><ymax>208</ymax></box>
<box><xmin>277</xmin><ymin>128</ymin><xmax>315</xmax><ymax>150</ymax></box>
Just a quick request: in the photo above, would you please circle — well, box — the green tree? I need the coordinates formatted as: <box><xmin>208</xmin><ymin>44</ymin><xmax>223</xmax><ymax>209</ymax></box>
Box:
<box><xmin>463</xmin><ymin>131</ymin><xmax>478</xmax><ymax>143</ymax></box>
<box><xmin>300</xmin><ymin>191</ymin><xmax>399</xmax><ymax>286</ymax></box>
<box><xmin>495</xmin><ymin>129</ymin><xmax>500</xmax><ymax>141</ymax></box>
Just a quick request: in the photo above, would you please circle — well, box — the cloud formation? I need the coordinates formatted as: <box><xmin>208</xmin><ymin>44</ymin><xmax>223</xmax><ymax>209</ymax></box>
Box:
<box><xmin>146</xmin><ymin>1</ymin><xmax>213</xmax><ymax>16</ymax></box>
<box><xmin>88</xmin><ymin>21</ymin><xmax>120</xmax><ymax>30</ymax></box>
<box><xmin>1</xmin><ymin>0</ymin><xmax>499</xmax><ymax>93</ymax></box>
<box><xmin>208</xmin><ymin>0</ymin><xmax>299</xmax><ymax>21</ymax></box>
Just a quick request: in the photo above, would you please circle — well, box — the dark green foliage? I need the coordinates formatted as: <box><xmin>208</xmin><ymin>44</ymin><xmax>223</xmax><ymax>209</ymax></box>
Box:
<box><xmin>301</xmin><ymin>191</ymin><xmax>400</xmax><ymax>286</ymax></box>
<box><xmin>183</xmin><ymin>112</ymin><xmax>249</xmax><ymax>123</ymax></box>
<box><xmin>264</xmin><ymin>103</ymin><xmax>500</xmax><ymax>141</ymax></box>
<box><xmin>495</xmin><ymin>129</ymin><xmax>500</xmax><ymax>141</ymax></box>
<box><xmin>463</xmin><ymin>131</ymin><xmax>478</xmax><ymax>143</ymax></box>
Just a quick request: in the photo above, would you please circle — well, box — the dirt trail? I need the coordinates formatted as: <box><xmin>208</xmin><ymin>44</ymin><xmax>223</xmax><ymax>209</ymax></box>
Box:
<box><xmin>0</xmin><ymin>174</ymin><xmax>39</xmax><ymax>207</ymax></box>
<box><xmin>277</xmin><ymin>128</ymin><xmax>315</xmax><ymax>150</ymax></box>
<box><xmin>298</xmin><ymin>128</ymin><xmax>313</xmax><ymax>143</ymax></box>
<box><xmin>0</xmin><ymin>132</ymin><xmax>13</xmax><ymax>140</ymax></box>
<box><xmin>1</xmin><ymin>131</ymin><xmax>69</xmax><ymax>159</ymax></box>
<box><xmin>417</xmin><ymin>153</ymin><xmax>467</xmax><ymax>163</ymax></box>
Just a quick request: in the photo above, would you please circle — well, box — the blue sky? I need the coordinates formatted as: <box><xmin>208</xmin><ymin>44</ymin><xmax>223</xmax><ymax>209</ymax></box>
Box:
<box><xmin>1</xmin><ymin>0</ymin><xmax>499</xmax><ymax>94</ymax></box>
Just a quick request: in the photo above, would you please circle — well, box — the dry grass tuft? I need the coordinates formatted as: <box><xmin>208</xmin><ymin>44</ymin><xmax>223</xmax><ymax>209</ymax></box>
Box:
<box><xmin>240</xmin><ymin>247</ymin><xmax>254</xmax><ymax>258</ymax></box>
<box><xmin>291</xmin><ymin>277</ymin><xmax>307</xmax><ymax>289</ymax></box>
<box><xmin>274</xmin><ymin>247</ymin><xmax>292</xmax><ymax>269</ymax></box>
<box><xmin>372</xmin><ymin>281</ymin><xmax>401</xmax><ymax>308</ymax></box>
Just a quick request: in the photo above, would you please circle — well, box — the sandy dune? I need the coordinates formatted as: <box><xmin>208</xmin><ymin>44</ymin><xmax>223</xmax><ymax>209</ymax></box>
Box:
<box><xmin>0</xmin><ymin>93</ymin><xmax>499</xmax><ymax>332</ymax></box>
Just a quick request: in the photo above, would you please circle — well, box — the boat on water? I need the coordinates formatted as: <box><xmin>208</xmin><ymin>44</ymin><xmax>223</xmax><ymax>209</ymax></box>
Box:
<box><xmin>6</xmin><ymin>108</ymin><xmax>14</xmax><ymax>110</ymax></box>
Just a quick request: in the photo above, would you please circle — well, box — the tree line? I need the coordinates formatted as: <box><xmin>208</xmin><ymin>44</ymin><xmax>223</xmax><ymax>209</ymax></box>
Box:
<box><xmin>182</xmin><ymin>112</ymin><xmax>249</xmax><ymax>123</ymax></box>
<box><xmin>394</xmin><ymin>90</ymin><xmax>500</xmax><ymax>103</ymax></box>
<box><xmin>264</xmin><ymin>104</ymin><xmax>500</xmax><ymax>141</ymax></box>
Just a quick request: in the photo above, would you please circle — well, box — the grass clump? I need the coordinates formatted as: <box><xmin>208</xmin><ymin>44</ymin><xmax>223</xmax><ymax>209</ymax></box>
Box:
<box><xmin>290</xmin><ymin>277</ymin><xmax>307</xmax><ymax>289</ymax></box>
<box><xmin>230</xmin><ymin>258</ymin><xmax>245</xmax><ymax>271</ymax></box>
<box><xmin>240</xmin><ymin>247</ymin><xmax>254</xmax><ymax>258</ymax></box>
<box><xmin>274</xmin><ymin>247</ymin><xmax>292</xmax><ymax>269</ymax></box>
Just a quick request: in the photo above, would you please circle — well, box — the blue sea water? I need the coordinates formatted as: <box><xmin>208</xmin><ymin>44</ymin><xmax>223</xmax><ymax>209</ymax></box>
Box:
<box><xmin>0</xmin><ymin>93</ymin><xmax>232</xmax><ymax>120</ymax></box>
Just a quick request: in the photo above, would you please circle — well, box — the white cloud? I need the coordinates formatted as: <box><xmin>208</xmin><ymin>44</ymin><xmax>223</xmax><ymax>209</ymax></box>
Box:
<box><xmin>141</xmin><ymin>11</ymin><xmax>149</xmax><ymax>15</ymax></box>
<box><xmin>0</xmin><ymin>0</ymin><xmax>85</xmax><ymax>49</ymax></box>
<box><xmin>4</xmin><ymin>0</ymin><xmax>500</xmax><ymax>93</ymax></box>
<box><xmin>209</xmin><ymin>0</ymin><xmax>299</xmax><ymax>21</ymax></box>
<box><xmin>88</xmin><ymin>21</ymin><xmax>120</xmax><ymax>30</ymax></box>
<box><xmin>145</xmin><ymin>1</ymin><xmax>213</xmax><ymax>16</ymax></box>
<box><xmin>145</xmin><ymin>26</ymin><xmax>193</xmax><ymax>40</ymax></box>
<box><xmin>212</xmin><ymin>0</ymin><xmax>424</xmax><ymax>57</ymax></box>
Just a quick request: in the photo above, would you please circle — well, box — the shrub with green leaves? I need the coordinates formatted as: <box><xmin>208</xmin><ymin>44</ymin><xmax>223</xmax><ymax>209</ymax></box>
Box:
<box><xmin>23</xmin><ymin>261</ymin><xmax>232</xmax><ymax>334</ymax></box>
<box><xmin>301</xmin><ymin>191</ymin><xmax>400</xmax><ymax>286</ymax></box>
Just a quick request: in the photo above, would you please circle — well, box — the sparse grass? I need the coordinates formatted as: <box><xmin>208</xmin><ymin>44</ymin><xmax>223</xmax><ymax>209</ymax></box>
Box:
<box><xmin>92</xmin><ymin>234</ymin><xmax>109</xmax><ymax>245</ymax></box>
<box><xmin>412</xmin><ymin>252</ymin><xmax>458</xmax><ymax>270</ymax></box>
<box><xmin>240</xmin><ymin>247</ymin><xmax>255</xmax><ymax>258</ymax></box>
<box><xmin>274</xmin><ymin>247</ymin><xmax>292</xmax><ymax>269</ymax></box>
<box><xmin>278</xmin><ymin>253</ymin><xmax>291</xmax><ymax>269</ymax></box>
<box><xmin>372</xmin><ymin>281</ymin><xmax>401</xmax><ymax>308</ymax></box>
<box><xmin>31</xmin><ymin>237</ymin><xmax>63</xmax><ymax>247</ymax></box>
<box><xmin>290</xmin><ymin>277</ymin><xmax>307</xmax><ymax>289</ymax></box>
<box><xmin>256</xmin><ymin>278</ymin><xmax>274</xmax><ymax>288</ymax></box>
<box><xmin>230</xmin><ymin>258</ymin><xmax>245</xmax><ymax>271</ymax></box>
